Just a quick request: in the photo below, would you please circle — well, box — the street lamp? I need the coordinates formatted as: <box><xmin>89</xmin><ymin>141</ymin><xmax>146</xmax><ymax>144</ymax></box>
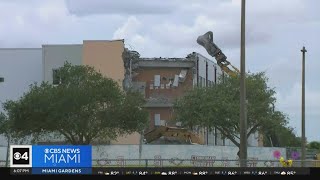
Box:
<box><xmin>239</xmin><ymin>0</ymin><xmax>247</xmax><ymax>167</ymax></box>
<box><xmin>301</xmin><ymin>46</ymin><xmax>307</xmax><ymax>167</ymax></box>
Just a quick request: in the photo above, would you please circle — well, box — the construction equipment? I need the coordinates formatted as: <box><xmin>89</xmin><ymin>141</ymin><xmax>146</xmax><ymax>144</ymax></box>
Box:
<box><xmin>197</xmin><ymin>31</ymin><xmax>240</xmax><ymax>78</ymax></box>
<box><xmin>144</xmin><ymin>126</ymin><xmax>205</xmax><ymax>145</ymax></box>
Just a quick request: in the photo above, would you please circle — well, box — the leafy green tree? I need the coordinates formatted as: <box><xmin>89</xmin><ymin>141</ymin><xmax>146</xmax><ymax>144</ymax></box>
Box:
<box><xmin>174</xmin><ymin>72</ymin><xmax>288</xmax><ymax>153</ymax></box>
<box><xmin>308</xmin><ymin>141</ymin><xmax>320</xmax><ymax>150</ymax></box>
<box><xmin>263</xmin><ymin>125</ymin><xmax>301</xmax><ymax>147</ymax></box>
<box><xmin>3</xmin><ymin>62</ymin><xmax>149</xmax><ymax>145</ymax></box>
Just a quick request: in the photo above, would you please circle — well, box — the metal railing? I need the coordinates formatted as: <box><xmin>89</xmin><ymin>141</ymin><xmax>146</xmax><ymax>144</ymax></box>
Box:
<box><xmin>92</xmin><ymin>159</ymin><xmax>320</xmax><ymax>168</ymax></box>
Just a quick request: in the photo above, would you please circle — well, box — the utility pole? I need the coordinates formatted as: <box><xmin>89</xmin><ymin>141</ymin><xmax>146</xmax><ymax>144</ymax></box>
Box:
<box><xmin>301</xmin><ymin>46</ymin><xmax>307</xmax><ymax>167</ymax></box>
<box><xmin>239</xmin><ymin>0</ymin><xmax>247</xmax><ymax>167</ymax></box>
<box><xmin>139</xmin><ymin>130</ymin><xmax>144</xmax><ymax>166</ymax></box>
<box><xmin>5</xmin><ymin>135</ymin><xmax>10</xmax><ymax>167</ymax></box>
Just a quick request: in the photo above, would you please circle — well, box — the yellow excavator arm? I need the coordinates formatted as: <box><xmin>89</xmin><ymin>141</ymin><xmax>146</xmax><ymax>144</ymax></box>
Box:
<box><xmin>197</xmin><ymin>31</ymin><xmax>239</xmax><ymax>78</ymax></box>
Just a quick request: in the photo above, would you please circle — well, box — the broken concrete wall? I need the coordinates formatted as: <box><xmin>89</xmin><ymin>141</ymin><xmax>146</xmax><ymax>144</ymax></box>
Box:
<box><xmin>122</xmin><ymin>48</ymin><xmax>140</xmax><ymax>90</ymax></box>
<box><xmin>133</xmin><ymin>67</ymin><xmax>194</xmax><ymax>103</ymax></box>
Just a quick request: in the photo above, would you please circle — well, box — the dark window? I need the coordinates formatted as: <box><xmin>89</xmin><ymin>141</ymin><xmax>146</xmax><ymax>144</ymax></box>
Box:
<box><xmin>52</xmin><ymin>69</ymin><xmax>61</xmax><ymax>85</ymax></box>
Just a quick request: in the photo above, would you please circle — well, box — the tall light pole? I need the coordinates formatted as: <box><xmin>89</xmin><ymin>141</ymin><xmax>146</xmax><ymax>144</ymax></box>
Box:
<box><xmin>239</xmin><ymin>0</ymin><xmax>247</xmax><ymax>167</ymax></box>
<box><xmin>301</xmin><ymin>46</ymin><xmax>307</xmax><ymax>167</ymax></box>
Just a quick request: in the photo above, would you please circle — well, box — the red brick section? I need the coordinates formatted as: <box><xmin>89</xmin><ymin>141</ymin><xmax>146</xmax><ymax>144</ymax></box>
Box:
<box><xmin>133</xmin><ymin>67</ymin><xmax>194</xmax><ymax>130</ymax></box>
<box><xmin>146</xmin><ymin>107</ymin><xmax>174</xmax><ymax>131</ymax></box>
<box><xmin>133</xmin><ymin>67</ymin><xmax>193</xmax><ymax>99</ymax></box>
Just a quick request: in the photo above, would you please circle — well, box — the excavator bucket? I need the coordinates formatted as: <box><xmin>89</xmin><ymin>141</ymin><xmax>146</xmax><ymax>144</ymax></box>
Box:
<box><xmin>197</xmin><ymin>31</ymin><xmax>220</xmax><ymax>58</ymax></box>
<box><xmin>144</xmin><ymin>126</ymin><xmax>205</xmax><ymax>145</ymax></box>
<box><xmin>197</xmin><ymin>31</ymin><xmax>240</xmax><ymax>78</ymax></box>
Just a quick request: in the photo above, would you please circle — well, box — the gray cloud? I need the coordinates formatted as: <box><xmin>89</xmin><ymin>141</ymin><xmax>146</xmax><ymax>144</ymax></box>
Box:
<box><xmin>115</xmin><ymin>18</ymin><xmax>271</xmax><ymax>55</ymax></box>
<box><xmin>0</xmin><ymin>0</ymin><xmax>125</xmax><ymax>48</ymax></box>
<box><xmin>65</xmin><ymin>0</ymin><xmax>178</xmax><ymax>15</ymax></box>
<box><xmin>275</xmin><ymin>82</ymin><xmax>320</xmax><ymax>141</ymax></box>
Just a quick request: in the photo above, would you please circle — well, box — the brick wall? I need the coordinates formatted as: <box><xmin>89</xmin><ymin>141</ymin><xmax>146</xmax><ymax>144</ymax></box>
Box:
<box><xmin>133</xmin><ymin>67</ymin><xmax>193</xmax><ymax>100</ymax></box>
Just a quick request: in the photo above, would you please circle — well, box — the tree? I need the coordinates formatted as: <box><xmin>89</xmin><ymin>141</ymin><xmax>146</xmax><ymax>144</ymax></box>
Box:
<box><xmin>263</xmin><ymin>125</ymin><xmax>301</xmax><ymax>147</ymax></box>
<box><xmin>3</xmin><ymin>62</ymin><xmax>149</xmax><ymax>145</ymax></box>
<box><xmin>307</xmin><ymin>141</ymin><xmax>320</xmax><ymax>150</ymax></box>
<box><xmin>174</xmin><ymin>72</ymin><xmax>288</xmax><ymax>153</ymax></box>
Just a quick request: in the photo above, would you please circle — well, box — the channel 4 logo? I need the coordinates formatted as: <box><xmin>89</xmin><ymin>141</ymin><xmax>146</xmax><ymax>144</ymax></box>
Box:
<box><xmin>10</xmin><ymin>145</ymin><xmax>33</xmax><ymax>167</ymax></box>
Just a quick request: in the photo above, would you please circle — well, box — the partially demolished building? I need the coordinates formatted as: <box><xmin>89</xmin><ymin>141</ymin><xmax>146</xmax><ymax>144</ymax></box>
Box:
<box><xmin>123</xmin><ymin>49</ymin><xmax>233</xmax><ymax>145</ymax></box>
<box><xmin>124</xmin><ymin>48</ymin><xmax>261</xmax><ymax>146</ymax></box>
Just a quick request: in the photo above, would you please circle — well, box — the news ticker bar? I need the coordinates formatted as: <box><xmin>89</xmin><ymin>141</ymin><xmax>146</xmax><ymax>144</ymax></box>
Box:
<box><xmin>5</xmin><ymin>167</ymin><xmax>315</xmax><ymax>176</ymax></box>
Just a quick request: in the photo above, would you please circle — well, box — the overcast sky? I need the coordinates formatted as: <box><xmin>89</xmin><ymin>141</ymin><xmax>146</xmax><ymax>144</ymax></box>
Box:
<box><xmin>0</xmin><ymin>0</ymin><xmax>319</xmax><ymax>141</ymax></box>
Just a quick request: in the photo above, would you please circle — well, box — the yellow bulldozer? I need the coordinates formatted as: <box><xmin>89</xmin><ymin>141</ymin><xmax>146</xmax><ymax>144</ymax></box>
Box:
<box><xmin>144</xmin><ymin>126</ymin><xmax>205</xmax><ymax>145</ymax></box>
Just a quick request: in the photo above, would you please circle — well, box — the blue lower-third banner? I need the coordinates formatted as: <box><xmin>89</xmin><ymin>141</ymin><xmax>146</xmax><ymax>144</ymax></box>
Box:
<box><xmin>31</xmin><ymin>145</ymin><xmax>92</xmax><ymax>174</ymax></box>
